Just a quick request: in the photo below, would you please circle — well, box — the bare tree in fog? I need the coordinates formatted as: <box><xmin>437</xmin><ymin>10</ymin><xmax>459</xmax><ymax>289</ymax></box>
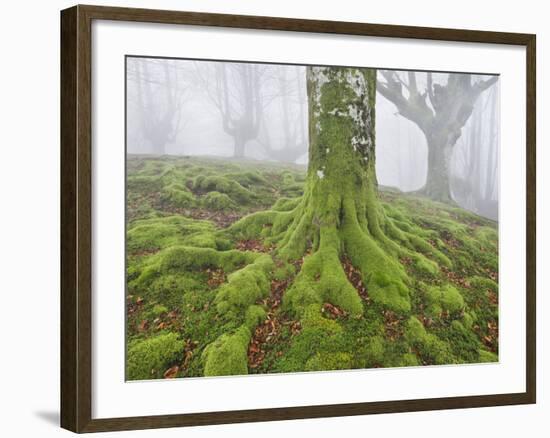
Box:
<box><xmin>125</xmin><ymin>58</ymin><xmax>500</xmax><ymax>220</ymax></box>
<box><xmin>377</xmin><ymin>71</ymin><xmax>497</xmax><ymax>203</ymax></box>
<box><xmin>451</xmin><ymin>86</ymin><xmax>499</xmax><ymax>219</ymax></box>
<box><xmin>195</xmin><ymin>62</ymin><xmax>269</xmax><ymax>158</ymax></box>
<box><xmin>127</xmin><ymin>58</ymin><xmax>187</xmax><ymax>155</ymax></box>
<box><xmin>258</xmin><ymin>66</ymin><xmax>308</xmax><ymax>163</ymax></box>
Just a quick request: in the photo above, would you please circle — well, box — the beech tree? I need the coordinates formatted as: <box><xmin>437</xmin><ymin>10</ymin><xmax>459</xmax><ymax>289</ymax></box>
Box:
<box><xmin>128</xmin><ymin>58</ymin><xmax>185</xmax><ymax>155</ymax></box>
<box><xmin>377</xmin><ymin>71</ymin><xmax>498</xmax><ymax>203</ymax></box>
<box><xmin>259</xmin><ymin>66</ymin><xmax>308</xmax><ymax>163</ymax></box>
<box><xmin>451</xmin><ymin>86</ymin><xmax>499</xmax><ymax>219</ymax></box>
<box><xmin>196</xmin><ymin>62</ymin><xmax>266</xmax><ymax>158</ymax></box>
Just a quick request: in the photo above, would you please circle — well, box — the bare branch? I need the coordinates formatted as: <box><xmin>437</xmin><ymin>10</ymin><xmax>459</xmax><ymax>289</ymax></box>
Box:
<box><xmin>474</xmin><ymin>75</ymin><xmax>499</xmax><ymax>93</ymax></box>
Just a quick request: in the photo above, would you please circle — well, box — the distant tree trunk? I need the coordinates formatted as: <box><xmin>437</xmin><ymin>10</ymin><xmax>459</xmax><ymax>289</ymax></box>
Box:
<box><xmin>234</xmin><ymin>135</ymin><xmax>246</xmax><ymax>159</ymax></box>
<box><xmin>484</xmin><ymin>87</ymin><xmax>499</xmax><ymax>202</ymax></box>
<box><xmin>296</xmin><ymin>67</ymin><xmax>307</xmax><ymax>149</ymax></box>
<box><xmin>257</xmin><ymin>66</ymin><xmax>308</xmax><ymax>163</ymax></box>
<box><xmin>130</xmin><ymin>59</ymin><xmax>184</xmax><ymax>156</ymax></box>
<box><xmin>448</xmin><ymin>85</ymin><xmax>499</xmax><ymax>220</ymax></box>
<box><xmin>212</xmin><ymin>63</ymin><xmax>263</xmax><ymax>158</ymax></box>
<box><xmin>143</xmin><ymin>60</ymin><xmax>167</xmax><ymax>156</ymax></box>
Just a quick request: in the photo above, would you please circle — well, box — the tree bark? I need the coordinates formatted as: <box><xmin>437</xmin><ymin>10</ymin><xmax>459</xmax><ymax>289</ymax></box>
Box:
<box><xmin>422</xmin><ymin>135</ymin><xmax>452</xmax><ymax>203</ymax></box>
<box><xmin>305</xmin><ymin>66</ymin><xmax>379</xmax><ymax>227</ymax></box>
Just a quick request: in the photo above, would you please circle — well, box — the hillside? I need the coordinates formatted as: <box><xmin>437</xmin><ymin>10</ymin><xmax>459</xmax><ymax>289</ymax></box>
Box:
<box><xmin>126</xmin><ymin>155</ymin><xmax>498</xmax><ymax>380</ymax></box>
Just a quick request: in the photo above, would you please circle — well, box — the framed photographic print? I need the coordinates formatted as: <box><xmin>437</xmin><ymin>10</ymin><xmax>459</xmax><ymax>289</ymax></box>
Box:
<box><xmin>60</xmin><ymin>4</ymin><xmax>536</xmax><ymax>433</ymax></box>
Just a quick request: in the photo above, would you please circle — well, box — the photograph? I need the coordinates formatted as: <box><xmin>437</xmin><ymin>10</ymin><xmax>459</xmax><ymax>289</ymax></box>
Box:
<box><xmin>125</xmin><ymin>57</ymin><xmax>500</xmax><ymax>380</ymax></box>
<box><xmin>0</xmin><ymin>0</ymin><xmax>542</xmax><ymax>435</ymax></box>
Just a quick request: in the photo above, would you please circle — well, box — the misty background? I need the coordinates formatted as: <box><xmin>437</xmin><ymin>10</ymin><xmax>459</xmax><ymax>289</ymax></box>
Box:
<box><xmin>126</xmin><ymin>57</ymin><xmax>500</xmax><ymax>220</ymax></box>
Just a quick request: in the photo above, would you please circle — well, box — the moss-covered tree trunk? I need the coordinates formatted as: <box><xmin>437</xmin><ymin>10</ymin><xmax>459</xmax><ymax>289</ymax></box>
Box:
<box><xmin>306</xmin><ymin>66</ymin><xmax>378</xmax><ymax>235</ymax></box>
<box><xmin>277</xmin><ymin>66</ymin><xmax>412</xmax><ymax>317</ymax></box>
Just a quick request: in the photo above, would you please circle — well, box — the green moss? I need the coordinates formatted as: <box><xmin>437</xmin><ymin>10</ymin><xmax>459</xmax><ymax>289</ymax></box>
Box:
<box><xmin>141</xmin><ymin>273</ymin><xmax>202</xmax><ymax>309</ymax></box>
<box><xmin>302</xmin><ymin>304</ymin><xmax>342</xmax><ymax>333</ymax></box>
<box><xmin>305</xmin><ymin>352</ymin><xmax>352</xmax><ymax>371</ymax></box>
<box><xmin>127</xmin><ymin>333</ymin><xmax>181</xmax><ymax>380</ymax></box>
<box><xmin>272</xmin><ymin>260</ymin><xmax>296</xmax><ymax>281</ymax></box>
<box><xmin>405</xmin><ymin>317</ymin><xmax>454</xmax><ymax>365</ymax></box>
<box><xmin>127</xmin><ymin>216</ymin><xmax>215</xmax><ymax>253</ymax></box>
<box><xmin>224</xmin><ymin>171</ymin><xmax>269</xmax><ymax>187</ymax></box>
<box><xmin>340</xmin><ymin>207</ymin><xmax>410</xmax><ymax>314</ymax></box>
<box><xmin>161</xmin><ymin>183</ymin><xmax>195</xmax><ymax>208</ymax></box>
<box><xmin>178</xmin><ymin>257</ymin><xmax>272</xmax><ymax>377</ymax></box>
<box><xmin>215</xmin><ymin>255</ymin><xmax>274</xmax><ymax>316</ymax></box>
<box><xmin>184</xmin><ymin>232</ymin><xmax>218</xmax><ymax>249</ymax></box>
<box><xmin>281</xmin><ymin>171</ymin><xmax>295</xmax><ymax>186</ymax></box>
<box><xmin>271</xmin><ymin>197</ymin><xmax>302</xmax><ymax>212</ymax></box>
<box><xmin>425</xmin><ymin>284</ymin><xmax>465</xmax><ymax>317</ymax></box>
<box><xmin>202</xmin><ymin>325</ymin><xmax>251</xmax><ymax>376</ymax></box>
<box><xmin>126</xmin><ymin>155</ymin><xmax>499</xmax><ymax>377</ymax></box>
<box><xmin>399</xmin><ymin>353</ymin><xmax>420</xmax><ymax>367</ymax></box>
<box><xmin>407</xmin><ymin>233</ymin><xmax>452</xmax><ymax>268</ymax></box>
<box><xmin>127</xmin><ymin>174</ymin><xmax>163</xmax><ymax>192</ymax></box>
<box><xmin>159</xmin><ymin>246</ymin><xmax>254</xmax><ymax>273</ymax></box>
<box><xmin>412</xmin><ymin>255</ymin><xmax>439</xmax><ymax>277</ymax></box>
<box><xmin>203</xmin><ymin>191</ymin><xmax>236</xmax><ymax>211</ymax></box>
<box><xmin>275</xmin><ymin>207</ymin><xmax>313</xmax><ymax>261</ymax></box>
<box><xmin>369</xmin><ymin>271</ymin><xmax>410</xmax><ymax>313</ymax></box>
<box><xmin>278</xmin><ymin>171</ymin><xmax>305</xmax><ymax>197</ymax></box>
<box><xmin>283</xmin><ymin>280</ymin><xmax>322</xmax><ymax>314</ymax></box>
<box><xmin>283</xmin><ymin>228</ymin><xmax>363</xmax><ymax>317</ymax></box>
<box><xmin>364</xmin><ymin>335</ymin><xmax>385</xmax><ymax>366</ymax></box>
<box><xmin>438</xmin><ymin>320</ymin><xmax>482</xmax><ymax>362</ymax></box>
<box><xmin>194</xmin><ymin>175</ymin><xmax>254</xmax><ymax>203</ymax></box>
<box><xmin>245</xmin><ymin>305</ymin><xmax>267</xmax><ymax>330</ymax></box>
<box><xmin>131</xmin><ymin>245</ymin><xmax>257</xmax><ymax>290</ymax></box>
<box><xmin>462</xmin><ymin>312</ymin><xmax>474</xmax><ymax>329</ymax></box>
<box><xmin>478</xmin><ymin>349</ymin><xmax>498</xmax><ymax>363</ymax></box>
<box><xmin>469</xmin><ymin>276</ymin><xmax>498</xmax><ymax>292</ymax></box>
<box><xmin>441</xmin><ymin>286</ymin><xmax>465</xmax><ymax>313</ymax></box>
<box><xmin>228</xmin><ymin>210</ymin><xmax>279</xmax><ymax>240</ymax></box>
<box><xmin>275</xmin><ymin>328</ymin><xmax>339</xmax><ymax>372</ymax></box>
<box><xmin>151</xmin><ymin>304</ymin><xmax>168</xmax><ymax>317</ymax></box>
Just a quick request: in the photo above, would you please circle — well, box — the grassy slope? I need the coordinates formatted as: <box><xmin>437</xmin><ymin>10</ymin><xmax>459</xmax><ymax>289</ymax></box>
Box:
<box><xmin>126</xmin><ymin>155</ymin><xmax>498</xmax><ymax>380</ymax></box>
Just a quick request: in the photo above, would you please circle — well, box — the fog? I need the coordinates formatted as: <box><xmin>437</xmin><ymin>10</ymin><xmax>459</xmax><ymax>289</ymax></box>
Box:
<box><xmin>127</xmin><ymin>57</ymin><xmax>500</xmax><ymax>220</ymax></box>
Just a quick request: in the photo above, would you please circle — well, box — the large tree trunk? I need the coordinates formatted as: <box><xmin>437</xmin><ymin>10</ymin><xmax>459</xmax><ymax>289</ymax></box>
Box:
<box><xmin>305</xmin><ymin>66</ymin><xmax>379</xmax><ymax>233</ymax></box>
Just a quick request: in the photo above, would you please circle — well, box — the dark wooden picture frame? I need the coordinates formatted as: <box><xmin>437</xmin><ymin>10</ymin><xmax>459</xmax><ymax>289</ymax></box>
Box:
<box><xmin>60</xmin><ymin>4</ymin><xmax>536</xmax><ymax>433</ymax></box>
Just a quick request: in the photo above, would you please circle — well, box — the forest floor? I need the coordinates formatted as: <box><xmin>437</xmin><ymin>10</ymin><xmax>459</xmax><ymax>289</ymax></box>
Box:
<box><xmin>126</xmin><ymin>154</ymin><xmax>499</xmax><ymax>380</ymax></box>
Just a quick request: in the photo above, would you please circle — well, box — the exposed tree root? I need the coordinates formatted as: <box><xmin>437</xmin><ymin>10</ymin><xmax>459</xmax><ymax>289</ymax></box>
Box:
<box><xmin>198</xmin><ymin>185</ymin><xmax>454</xmax><ymax>376</ymax></box>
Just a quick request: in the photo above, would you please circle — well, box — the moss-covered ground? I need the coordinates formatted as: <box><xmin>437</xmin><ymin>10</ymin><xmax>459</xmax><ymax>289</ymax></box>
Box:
<box><xmin>126</xmin><ymin>155</ymin><xmax>498</xmax><ymax>380</ymax></box>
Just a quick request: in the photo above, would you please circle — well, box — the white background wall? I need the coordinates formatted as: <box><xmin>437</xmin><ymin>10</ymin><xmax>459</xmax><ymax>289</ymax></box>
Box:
<box><xmin>0</xmin><ymin>1</ymin><xmax>545</xmax><ymax>437</ymax></box>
